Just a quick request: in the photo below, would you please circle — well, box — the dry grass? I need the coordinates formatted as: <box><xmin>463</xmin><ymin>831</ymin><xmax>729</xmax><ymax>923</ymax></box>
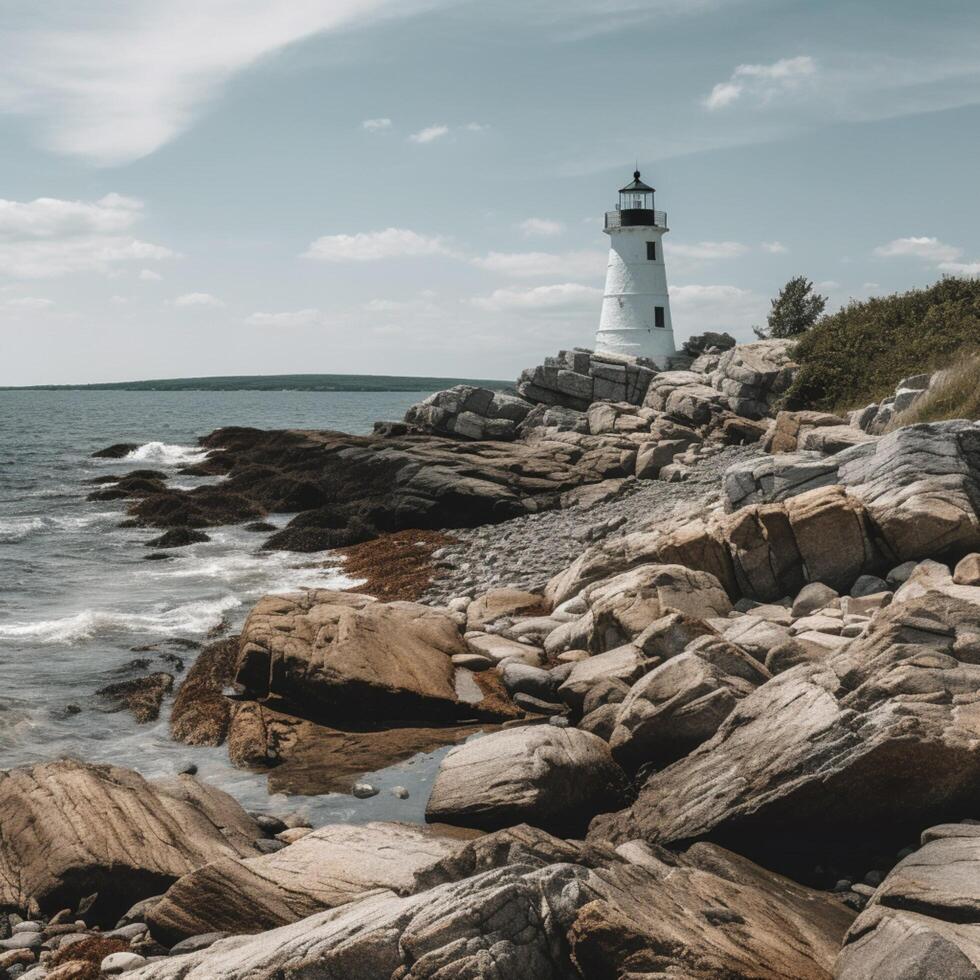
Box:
<box><xmin>886</xmin><ymin>351</ymin><xmax>980</xmax><ymax>430</ymax></box>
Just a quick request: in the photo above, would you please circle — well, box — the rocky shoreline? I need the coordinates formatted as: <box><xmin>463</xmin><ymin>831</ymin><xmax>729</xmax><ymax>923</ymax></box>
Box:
<box><xmin>4</xmin><ymin>342</ymin><xmax>980</xmax><ymax>978</ymax></box>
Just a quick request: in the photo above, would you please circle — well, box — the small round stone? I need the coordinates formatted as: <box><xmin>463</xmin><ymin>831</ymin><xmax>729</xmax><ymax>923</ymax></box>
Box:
<box><xmin>352</xmin><ymin>782</ymin><xmax>379</xmax><ymax>799</ymax></box>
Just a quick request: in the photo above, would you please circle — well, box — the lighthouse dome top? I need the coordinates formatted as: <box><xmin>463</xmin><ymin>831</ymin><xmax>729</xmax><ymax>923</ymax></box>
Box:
<box><xmin>618</xmin><ymin>170</ymin><xmax>655</xmax><ymax>194</ymax></box>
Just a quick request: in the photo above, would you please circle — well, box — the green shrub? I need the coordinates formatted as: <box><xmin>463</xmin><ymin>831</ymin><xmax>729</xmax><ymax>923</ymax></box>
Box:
<box><xmin>783</xmin><ymin>277</ymin><xmax>980</xmax><ymax>411</ymax></box>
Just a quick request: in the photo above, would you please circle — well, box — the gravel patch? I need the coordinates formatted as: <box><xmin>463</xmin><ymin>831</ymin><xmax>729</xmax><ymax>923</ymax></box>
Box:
<box><xmin>421</xmin><ymin>444</ymin><xmax>764</xmax><ymax>604</ymax></box>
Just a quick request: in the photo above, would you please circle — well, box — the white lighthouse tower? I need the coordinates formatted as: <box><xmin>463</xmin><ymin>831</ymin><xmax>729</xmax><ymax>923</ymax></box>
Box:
<box><xmin>595</xmin><ymin>170</ymin><xmax>676</xmax><ymax>366</ymax></box>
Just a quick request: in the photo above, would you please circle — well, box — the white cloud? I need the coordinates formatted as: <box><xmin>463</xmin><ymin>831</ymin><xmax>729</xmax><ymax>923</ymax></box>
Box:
<box><xmin>109</xmin><ymin>294</ymin><xmax>128</xmax><ymax>305</ymax></box>
<box><xmin>762</xmin><ymin>241</ymin><xmax>788</xmax><ymax>254</ymax></box>
<box><xmin>471</xmin><ymin>249</ymin><xmax>605</xmax><ymax>280</ymax></box>
<box><xmin>4</xmin><ymin>296</ymin><xmax>54</xmax><ymax>310</ymax></box>
<box><xmin>245</xmin><ymin>308</ymin><xmax>327</xmax><ymax>328</ymax></box>
<box><xmin>668</xmin><ymin>241</ymin><xmax>749</xmax><ymax>261</ymax></box>
<box><xmin>874</xmin><ymin>236</ymin><xmax>962</xmax><ymax>262</ymax></box>
<box><xmin>519</xmin><ymin>217</ymin><xmax>565</xmax><ymax>237</ymax></box>
<box><xmin>304</xmin><ymin>227</ymin><xmax>454</xmax><ymax>261</ymax></box>
<box><xmin>408</xmin><ymin>122</ymin><xmax>488</xmax><ymax>144</ymax></box>
<box><xmin>470</xmin><ymin>282</ymin><xmax>602</xmax><ymax>312</ymax></box>
<box><xmin>0</xmin><ymin>1</ymin><xmax>439</xmax><ymax>166</ymax></box>
<box><xmin>138</xmin><ymin>268</ymin><xmax>162</xmax><ymax>281</ymax></box>
<box><xmin>409</xmin><ymin>124</ymin><xmax>450</xmax><ymax>144</ymax></box>
<box><xmin>0</xmin><ymin>193</ymin><xmax>175</xmax><ymax>278</ymax></box>
<box><xmin>862</xmin><ymin>282</ymin><xmax>881</xmax><ymax>291</ymax></box>
<box><xmin>816</xmin><ymin>280</ymin><xmax>842</xmax><ymax>290</ymax></box>
<box><xmin>361</xmin><ymin>117</ymin><xmax>392</xmax><ymax>131</ymax></box>
<box><xmin>703</xmin><ymin>55</ymin><xmax>817</xmax><ymax>111</ymax></box>
<box><xmin>939</xmin><ymin>261</ymin><xmax>980</xmax><ymax>277</ymax></box>
<box><xmin>174</xmin><ymin>291</ymin><xmax>224</xmax><ymax>308</ymax></box>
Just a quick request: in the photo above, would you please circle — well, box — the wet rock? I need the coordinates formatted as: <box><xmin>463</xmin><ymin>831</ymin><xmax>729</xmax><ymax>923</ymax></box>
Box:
<box><xmin>145</xmin><ymin>528</ymin><xmax>210</xmax><ymax>549</ymax></box>
<box><xmin>170</xmin><ymin>637</ymin><xmax>239</xmax><ymax>746</ymax></box>
<box><xmin>96</xmin><ymin>673</ymin><xmax>173</xmax><ymax>723</ymax></box>
<box><xmin>91</xmin><ymin>444</ymin><xmax>139</xmax><ymax>459</ymax></box>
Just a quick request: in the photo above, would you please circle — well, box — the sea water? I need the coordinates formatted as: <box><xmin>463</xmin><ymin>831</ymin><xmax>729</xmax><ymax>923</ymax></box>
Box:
<box><xmin>0</xmin><ymin>388</ymin><xmax>456</xmax><ymax>823</ymax></box>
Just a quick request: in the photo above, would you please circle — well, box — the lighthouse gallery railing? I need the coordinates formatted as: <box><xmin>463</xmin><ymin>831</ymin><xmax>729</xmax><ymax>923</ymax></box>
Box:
<box><xmin>604</xmin><ymin>208</ymin><xmax>667</xmax><ymax>229</ymax></box>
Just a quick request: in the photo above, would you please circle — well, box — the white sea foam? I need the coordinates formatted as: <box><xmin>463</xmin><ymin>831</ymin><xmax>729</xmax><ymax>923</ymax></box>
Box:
<box><xmin>0</xmin><ymin>516</ymin><xmax>46</xmax><ymax>542</ymax></box>
<box><xmin>0</xmin><ymin>595</ymin><xmax>241</xmax><ymax>645</ymax></box>
<box><xmin>143</xmin><ymin>548</ymin><xmax>356</xmax><ymax>593</ymax></box>
<box><xmin>124</xmin><ymin>442</ymin><xmax>208</xmax><ymax>466</ymax></box>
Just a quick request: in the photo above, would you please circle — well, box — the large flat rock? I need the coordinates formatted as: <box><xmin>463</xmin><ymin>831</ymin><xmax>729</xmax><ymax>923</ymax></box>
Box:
<box><xmin>129</xmin><ymin>830</ymin><xmax>852</xmax><ymax>980</ymax></box>
<box><xmin>235</xmin><ymin>590</ymin><xmax>466</xmax><ymax>722</ymax></box>
<box><xmin>0</xmin><ymin>760</ymin><xmax>261</xmax><ymax>924</ymax></box>
<box><xmin>146</xmin><ymin>822</ymin><xmax>465</xmax><ymax>944</ymax></box>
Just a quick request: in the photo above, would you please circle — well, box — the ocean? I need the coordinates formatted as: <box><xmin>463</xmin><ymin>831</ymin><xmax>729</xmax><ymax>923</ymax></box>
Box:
<box><xmin>0</xmin><ymin>388</ymin><xmax>451</xmax><ymax>824</ymax></box>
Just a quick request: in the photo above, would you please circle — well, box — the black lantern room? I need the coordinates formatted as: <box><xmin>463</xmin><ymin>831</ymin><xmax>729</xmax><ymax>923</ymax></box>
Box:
<box><xmin>619</xmin><ymin>170</ymin><xmax>655</xmax><ymax>211</ymax></box>
<box><xmin>605</xmin><ymin>170</ymin><xmax>666</xmax><ymax>230</ymax></box>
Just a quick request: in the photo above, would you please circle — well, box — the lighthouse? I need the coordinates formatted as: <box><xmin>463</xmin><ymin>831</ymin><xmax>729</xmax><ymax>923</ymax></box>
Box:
<box><xmin>595</xmin><ymin>170</ymin><xmax>676</xmax><ymax>366</ymax></box>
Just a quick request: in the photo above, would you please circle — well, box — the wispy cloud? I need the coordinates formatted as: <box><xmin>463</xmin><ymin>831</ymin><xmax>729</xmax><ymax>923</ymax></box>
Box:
<box><xmin>409</xmin><ymin>124</ymin><xmax>450</xmax><ymax>144</ymax></box>
<box><xmin>762</xmin><ymin>241</ymin><xmax>788</xmax><ymax>254</ymax></box>
<box><xmin>702</xmin><ymin>55</ymin><xmax>817</xmax><ymax>110</ymax></box>
<box><xmin>361</xmin><ymin>117</ymin><xmax>392</xmax><ymax>131</ymax></box>
<box><xmin>304</xmin><ymin>227</ymin><xmax>454</xmax><ymax>261</ymax></box>
<box><xmin>0</xmin><ymin>1</ymin><xmax>440</xmax><ymax>165</ymax></box>
<box><xmin>471</xmin><ymin>250</ymin><xmax>605</xmax><ymax>280</ymax></box>
<box><xmin>519</xmin><ymin>218</ymin><xmax>565</xmax><ymax>237</ymax></box>
<box><xmin>138</xmin><ymin>268</ymin><xmax>162</xmax><ymax>281</ymax></box>
<box><xmin>669</xmin><ymin>241</ymin><xmax>749</xmax><ymax>261</ymax></box>
<box><xmin>873</xmin><ymin>235</ymin><xmax>980</xmax><ymax>278</ymax></box>
<box><xmin>470</xmin><ymin>282</ymin><xmax>601</xmax><ymax>312</ymax></box>
<box><xmin>939</xmin><ymin>261</ymin><xmax>980</xmax><ymax>276</ymax></box>
<box><xmin>3</xmin><ymin>296</ymin><xmax>54</xmax><ymax>310</ymax></box>
<box><xmin>174</xmin><ymin>291</ymin><xmax>224</xmax><ymax>308</ymax></box>
<box><xmin>874</xmin><ymin>236</ymin><xmax>962</xmax><ymax>263</ymax></box>
<box><xmin>245</xmin><ymin>308</ymin><xmax>328</xmax><ymax>328</ymax></box>
<box><xmin>0</xmin><ymin>193</ymin><xmax>175</xmax><ymax>278</ymax></box>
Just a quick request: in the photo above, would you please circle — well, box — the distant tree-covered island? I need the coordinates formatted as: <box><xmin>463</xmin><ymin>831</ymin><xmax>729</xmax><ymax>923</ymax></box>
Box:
<box><xmin>1</xmin><ymin>373</ymin><xmax>511</xmax><ymax>393</ymax></box>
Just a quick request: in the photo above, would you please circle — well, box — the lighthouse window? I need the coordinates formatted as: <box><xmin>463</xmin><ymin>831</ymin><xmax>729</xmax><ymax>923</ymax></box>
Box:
<box><xmin>655</xmin><ymin>306</ymin><xmax>665</xmax><ymax>328</ymax></box>
<box><xmin>646</xmin><ymin>242</ymin><xmax>657</xmax><ymax>261</ymax></box>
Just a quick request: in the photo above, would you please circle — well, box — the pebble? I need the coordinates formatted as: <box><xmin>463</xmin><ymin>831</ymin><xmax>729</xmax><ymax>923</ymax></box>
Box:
<box><xmin>0</xmin><ymin>934</ymin><xmax>42</xmax><ymax>951</ymax></box>
<box><xmin>352</xmin><ymin>782</ymin><xmax>380</xmax><ymax>799</ymax></box>
<box><xmin>420</xmin><ymin>445</ymin><xmax>764</xmax><ymax>604</ymax></box>
<box><xmin>103</xmin><ymin>923</ymin><xmax>148</xmax><ymax>941</ymax></box>
<box><xmin>11</xmin><ymin>924</ymin><xmax>41</xmax><ymax>936</ymax></box>
<box><xmin>250</xmin><ymin>813</ymin><xmax>288</xmax><ymax>835</ymax></box>
<box><xmin>391</xmin><ymin>786</ymin><xmax>410</xmax><ymax>799</ymax></box>
<box><xmin>101</xmin><ymin>951</ymin><xmax>147</xmax><ymax>974</ymax></box>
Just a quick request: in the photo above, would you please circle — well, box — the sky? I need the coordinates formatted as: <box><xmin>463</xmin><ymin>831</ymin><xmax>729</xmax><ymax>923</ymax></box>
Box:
<box><xmin>0</xmin><ymin>0</ymin><xmax>979</xmax><ymax>385</ymax></box>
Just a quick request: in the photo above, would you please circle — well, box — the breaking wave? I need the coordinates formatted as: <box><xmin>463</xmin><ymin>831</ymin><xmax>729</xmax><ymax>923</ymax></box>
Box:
<box><xmin>0</xmin><ymin>595</ymin><xmax>241</xmax><ymax>645</ymax></box>
<box><xmin>124</xmin><ymin>442</ymin><xmax>208</xmax><ymax>466</ymax></box>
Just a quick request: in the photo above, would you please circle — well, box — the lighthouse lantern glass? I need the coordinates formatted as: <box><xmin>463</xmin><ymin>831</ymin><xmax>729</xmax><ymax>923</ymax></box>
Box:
<box><xmin>620</xmin><ymin>188</ymin><xmax>653</xmax><ymax>211</ymax></box>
